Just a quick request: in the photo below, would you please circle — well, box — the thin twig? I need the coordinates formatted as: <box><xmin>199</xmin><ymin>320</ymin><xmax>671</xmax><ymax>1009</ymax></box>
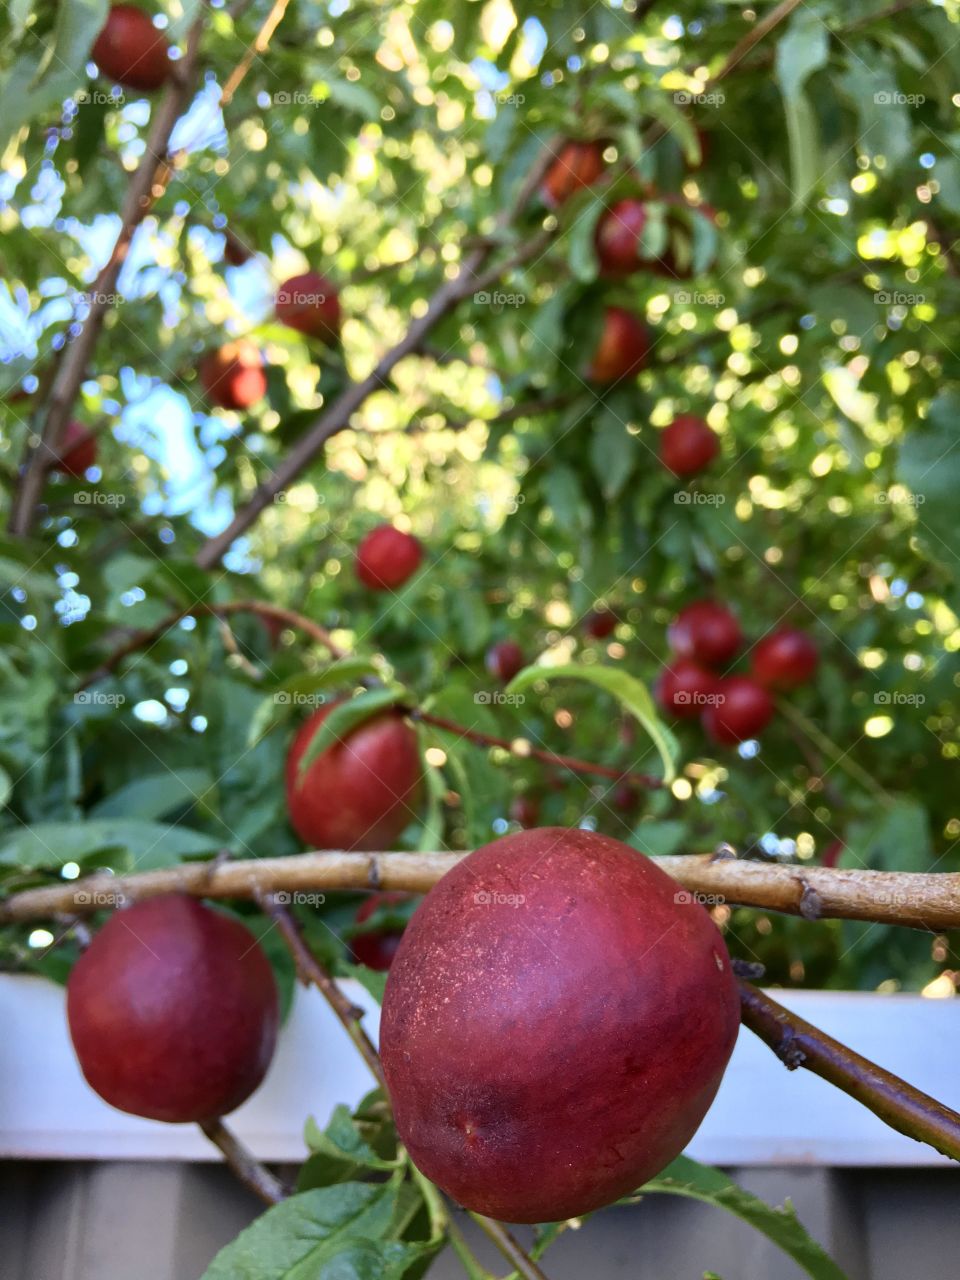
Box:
<box><xmin>469</xmin><ymin>1215</ymin><xmax>551</xmax><ymax>1280</ymax></box>
<box><xmin>78</xmin><ymin>598</ymin><xmax>343</xmax><ymax>689</ymax></box>
<box><xmin>199</xmin><ymin>1117</ymin><xmax>289</xmax><ymax>1204</ymax></box>
<box><xmin>710</xmin><ymin>0</ymin><xmax>805</xmax><ymax>83</ymax></box>
<box><xmin>7</xmin><ymin>851</ymin><xmax>960</xmax><ymax>930</ymax></box>
<box><xmin>415</xmin><ymin>711</ymin><xmax>663</xmax><ymax>790</ymax></box>
<box><xmin>739</xmin><ymin>982</ymin><xmax>960</xmax><ymax>1163</ymax></box>
<box><xmin>9</xmin><ymin>16</ymin><xmax>207</xmax><ymax>537</ymax></box>
<box><xmin>257</xmin><ymin>891</ymin><xmax>385</xmax><ymax>1086</ymax></box>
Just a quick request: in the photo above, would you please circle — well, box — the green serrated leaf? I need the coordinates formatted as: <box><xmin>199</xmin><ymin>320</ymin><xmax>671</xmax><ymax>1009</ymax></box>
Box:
<box><xmin>635</xmin><ymin>1156</ymin><xmax>848</xmax><ymax>1280</ymax></box>
<box><xmin>247</xmin><ymin>659</ymin><xmax>385</xmax><ymax>748</ymax></box>
<box><xmin>506</xmin><ymin>663</ymin><xmax>678</xmax><ymax>783</ymax></box>
<box><xmin>0</xmin><ymin>820</ymin><xmax>221</xmax><ymax>869</ymax></box>
<box><xmin>91</xmin><ymin>768</ymin><xmax>213</xmax><ymax>820</ymax></box>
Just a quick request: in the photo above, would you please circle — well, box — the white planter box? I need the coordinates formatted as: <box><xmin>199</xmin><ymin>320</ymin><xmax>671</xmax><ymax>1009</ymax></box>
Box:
<box><xmin>2</xmin><ymin>974</ymin><xmax>957</xmax><ymax>1166</ymax></box>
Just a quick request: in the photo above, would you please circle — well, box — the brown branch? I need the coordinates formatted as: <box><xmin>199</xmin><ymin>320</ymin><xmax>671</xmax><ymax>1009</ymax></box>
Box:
<box><xmin>219</xmin><ymin>0</ymin><xmax>292</xmax><ymax>107</ymax></box>
<box><xmin>9</xmin><ymin>16</ymin><xmax>207</xmax><ymax>538</ymax></box>
<box><xmin>78</xmin><ymin>599</ymin><xmax>343</xmax><ymax>689</ymax></box>
<box><xmin>415</xmin><ymin>711</ymin><xmax>664</xmax><ymax>790</ymax></box>
<box><xmin>739</xmin><ymin>982</ymin><xmax>960</xmax><ymax>1163</ymax></box>
<box><xmin>7</xmin><ymin>850</ymin><xmax>960</xmax><ymax>931</ymax></box>
<box><xmin>709</xmin><ymin>0</ymin><xmax>805</xmax><ymax>83</ymax></box>
<box><xmin>470</xmin><ymin>1214</ymin><xmax>551</xmax><ymax>1280</ymax></box>
<box><xmin>199</xmin><ymin>1118</ymin><xmax>289</xmax><ymax>1204</ymax></box>
<box><xmin>257</xmin><ymin>892</ymin><xmax>385</xmax><ymax>1086</ymax></box>
<box><xmin>194</xmin><ymin>144</ymin><xmax>561</xmax><ymax>570</ymax></box>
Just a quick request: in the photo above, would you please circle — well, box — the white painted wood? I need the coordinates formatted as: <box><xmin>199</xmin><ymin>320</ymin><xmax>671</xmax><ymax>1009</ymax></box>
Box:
<box><xmin>2</xmin><ymin>974</ymin><xmax>958</xmax><ymax>1165</ymax></box>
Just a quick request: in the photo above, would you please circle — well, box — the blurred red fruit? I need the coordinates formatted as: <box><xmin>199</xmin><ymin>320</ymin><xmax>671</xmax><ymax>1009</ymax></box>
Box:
<box><xmin>584</xmin><ymin>609</ymin><xmax>617</xmax><ymax>639</ymax></box>
<box><xmin>199</xmin><ymin>341</ymin><xmax>267</xmax><ymax>410</ymax></box>
<box><xmin>352</xmin><ymin>891</ymin><xmax>414</xmax><ymax>971</ymax></box>
<box><xmin>91</xmin><ymin>5</ymin><xmax>170</xmax><ymax>91</ymax></box>
<box><xmin>668</xmin><ymin>601</ymin><xmax>742</xmax><ymax>667</ymax></box>
<box><xmin>586</xmin><ymin>307</ymin><xmax>651</xmax><ymax>383</ymax></box>
<box><xmin>275</xmin><ymin>271</ymin><xmax>341</xmax><ymax>341</ymax></box>
<box><xmin>659</xmin><ymin>415</ymin><xmax>719</xmax><ymax>476</ymax></box>
<box><xmin>486</xmin><ymin>640</ymin><xmax>525</xmax><ymax>683</ymax></box>
<box><xmin>655</xmin><ymin>659</ymin><xmax>719</xmax><ymax>719</ymax></box>
<box><xmin>542</xmin><ymin>140</ymin><xmax>605</xmax><ymax>207</ymax></box>
<box><xmin>355</xmin><ymin>525</ymin><xmax>423</xmax><ymax>591</ymax></box>
<box><xmin>751</xmin><ymin>629</ymin><xmax>819</xmax><ymax>690</ymax></box>
<box><xmin>702</xmin><ymin>677</ymin><xmax>774</xmax><ymax>744</ymax></box>
<box><xmin>509</xmin><ymin>795</ymin><xmax>540</xmax><ymax>828</ymax></box>
<box><xmin>53</xmin><ymin>421</ymin><xmax>97</xmax><ymax>477</ymax></box>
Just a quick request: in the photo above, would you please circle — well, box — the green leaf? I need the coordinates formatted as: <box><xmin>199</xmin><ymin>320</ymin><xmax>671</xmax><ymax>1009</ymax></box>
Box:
<box><xmin>304</xmin><ymin>1104</ymin><xmax>398</xmax><ymax>1171</ymax></box>
<box><xmin>297</xmin><ymin>687</ymin><xmax>409</xmax><ymax>779</ymax></box>
<box><xmin>589</xmin><ymin>412</ymin><xmax>635</xmax><ymax>500</ymax></box>
<box><xmin>775</xmin><ymin>10</ymin><xmax>829</xmax><ymax>206</ymax></box>
<box><xmin>91</xmin><ymin>768</ymin><xmax>214</xmax><ymax>820</ymax></box>
<box><xmin>636</xmin><ymin>1156</ymin><xmax>848</xmax><ymax>1280</ymax></box>
<box><xmin>0</xmin><ymin>820</ymin><xmax>221</xmax><ymax>869</ymax></box>
<box><xmin>247</xmin><ymin>659</ymin><xmax>385</xmax><ymax>747</ymax></box>
<box><xmin>339</xmin><ymin>960</ymin><xmax>388</xmax><ymax>1005</ymax></box>
<box><xmin>506</xmin><ymin>663</ymin><xmax>678</xmax><ymax>783</ymax></box>
<box><xmin>566</xmin><ymin>193</ymin><xmax>605</xmax><ymax>283</ymax></box>
<box><xmin>201</xmin><ymin>1180</ymin><xmax>435</xmax><ymax>1280</ymax></box>
<box><xmin>898</xmin><ymin>391</ymin><xmax>960</xmax><ymax>574</ymax></box>
<box><xmin>845</xmin><ymin>797</ymin><xmax>932</xmax><ymax>873</ymax></box>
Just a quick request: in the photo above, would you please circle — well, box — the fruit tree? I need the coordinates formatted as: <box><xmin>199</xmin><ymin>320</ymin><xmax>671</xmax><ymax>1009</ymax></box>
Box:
<box><xmin>1</xmin><ymin>0</ymin><xmax>960</xmax><ymax>1276</ymax></box>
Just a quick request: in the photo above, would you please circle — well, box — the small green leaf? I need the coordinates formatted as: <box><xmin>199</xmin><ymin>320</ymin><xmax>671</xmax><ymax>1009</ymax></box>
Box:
<box><xmin>91</xmin><ymin>768</ymin><xmax>214</xmax><ymax>820</ymax></box>
<box><xmin>506</xmin><ymin>663</ymin><xmax>678</xmax><ymax>783</ymax></box>
<box><xmin>304</xmin><ymin>1104</ymin><xmax>398</xmax><ymax>1171</ymax></box>
<box><xmin>775</xmin><ymin>10</ymin><xmax>829</xmax><ymax>206</ymax></box>
<box><xmin>247</xmin><ymin>659</ymin><xmax>385</xmax><ymax>747</ymax></box>
<box><xmin>635</xmin><ymin>1156</ymin><xmax>848</xmax><ymax>1280</ymax></box>
<box><xmin>0</xmin><ymin>820</ymin><xmax>221</xmax><ymax>869</ymax></box>
<box><xmin>297</xmin><ymin>687</ymin><xmax>409</xmax><ymax>779</ymax></box>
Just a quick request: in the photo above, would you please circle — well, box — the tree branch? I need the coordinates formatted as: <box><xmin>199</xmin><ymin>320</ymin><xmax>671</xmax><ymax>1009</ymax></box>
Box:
<box><xmin>415</xmin><ymin>711</ymin><xmax>663</xmax><ymax>790</ymax></box>
<box><xmin>194</xmin><ymin>143</ymin><xmax>561</xmax><ymax>570</ymax></box>
<box><xmin>199</xmin><ymin>1117</ymin><xmax>289</xmax><ymax>1204</ymax></box>
<box><xmin>470</xmin><ymin>1215</ymin><xmax>551</xmax><ymax>1280</ymax></box>
<box><xmin>739</xmin><ymin>982</ymin><xmax>960</xmax><ymax>1163</ymax></box>
<box><xmin>257</xmin><ymin>891</ymin><xmax>384</xmax><ymax>1086</ymax></box>
<box><xmin>9</xmin><ymin>15</ymin><xmax>207</xmax><ymax>538</ymax></box>
<box><xmin>6</xmin><ymin>850</ymin><xmax>960</xmax><ymax>931</ymax></box>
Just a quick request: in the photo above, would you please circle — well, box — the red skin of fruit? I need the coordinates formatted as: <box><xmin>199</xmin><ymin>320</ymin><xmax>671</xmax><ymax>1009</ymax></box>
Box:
<box><xmin>355</xmin><ymin>524</ymin><xmax>423</xmax><ymax>591</ymax></box>
<box><xmin>822</xmin><ymin>839</ymin><xmax>844</xmax><ymax>868</ymax></box>
<box><xmin>198</xmin><ymin>341</ymin><xmax>267</xmax><ymax>410</ymax></box>
<box><xmin>66</xmin><ymin>895</ymin><xmax>278</xmax><ymax>1123</ymax></box>
<box><xmin>54</xmin><ymin>421</ymin><xmax>97</xmax><ymax>477</ymax></box>
<box><xmin>612</xmin><ymin>781</ymin><xmax>638</xmax><ymax>812</ymax></box>
<box><xmin>275</xmin><ymin>271</ymin><xmax>341</xmax><ymax>341</ymax></box>
<box><xmin>381</xmin><ymin>827</ymin><xmax>739</xmax><ymax>1223</ymax></box>
<box><xmin>485</xmin><ymin>640</ymin><xmax>525</xmax><ymax>683</ymax></box>
<box><xmin>751</xmin><ymin>628</ymin><xmax>819</xmax><ymax>690</ymax></box>
<box><xmin>541</xmin><ymin>140</ymin><xmax>605</xmax><ymax>208</ymax></box>
<box><xmin>659</xmin><ymin>415</ymin><xmax>720</xmax><ymax>476</ymax></box>
<box><xmin>668</xmin><ymin>600</ymin><xmax>743</xmax><ymax>667</ymax></box>
<box><xmin>91</xmin><ymin>5</ymin><xmax>171</xmax><ymax>92</ymax></box>
<box><xmin>595</xmin><ymin>198</ymin><xmax>659</xmax><ymax>276</ymax></box>
<box><xmin>583</xmin><ymin>608</ymin><xmax>617</xmax><ymax>639</ymax></box>
<box><xmin>351</xmin><ymin>891</ymin><xmax>413</xmax><ymax>972</ymax></box>
<box><xmin>586</xmin><ymin>307</ymin><xmax>651</xmax><ymax>383</ymax></box>
<box><xmin>509</xmin><ymin>795</ymin><xmax>540</xmax><ymax>827</ymax></box>
<box><xmin>655</xmin><ymin>658</ymin><xmax>719</xmax><ymax>719</ymax></box>
<box><xmin>286</xmin><ymin>701</ymin><xmax>423</xmax><ymax>850</ymax></box>
<box><xmin>223</xmin><ymin>234</ymin><xmax>253</xmax><ymax>267</ymax></box>
<box><xmin>702</xmin><ymin>676</ymin><xmax>775</xmax><ymax>745</ymax></box>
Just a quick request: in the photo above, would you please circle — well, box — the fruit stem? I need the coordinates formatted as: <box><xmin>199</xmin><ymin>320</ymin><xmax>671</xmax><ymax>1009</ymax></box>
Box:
<box><xmin>415</xmin><ymin>711</ymin><xmax>663</xmax><ymax>790</ymax></box>
<box><xmin>468</xmin><ymin>1215</ymin><xmax>552</xmax><ymax>1280</ymax></box>
<box><xmin>199</xmin><ymin>1118</ymin><xmax>288</xmax><ymax>1205</ymax></box>
<box><xmin>738</xmin><ymin>982</ymin><xmax>960</xmax><ymax>1163</ymax></box>
<box><xmin>258</xmin><ymin>893</ymin><xmax>385</xmax><ymax>1087</ymax></box>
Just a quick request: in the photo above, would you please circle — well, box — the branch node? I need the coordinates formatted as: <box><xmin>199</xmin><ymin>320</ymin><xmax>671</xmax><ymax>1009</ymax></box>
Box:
<box><xmin>798</xmin><ymin>880</ymin><xmax>823</xmax><ymax>921</ymax></box>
